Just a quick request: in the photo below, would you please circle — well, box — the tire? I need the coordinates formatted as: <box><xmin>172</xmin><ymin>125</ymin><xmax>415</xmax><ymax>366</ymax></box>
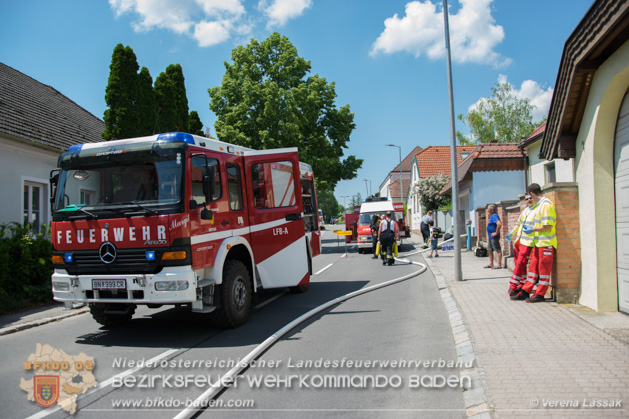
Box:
<box><xmin>358</xmin><ymin>248</ymin><xmax>363</xmax><ymax>254</ymax></box>
<box><xmin>89</xmin><ymin>303</ymin><xmax>136</xmax><ymax>327</ymax></box>
<box><xmin>289</xmin><ymin>284</ymin><xmax>309</xmax><ymax>293</ymax></box>
<box><xmin>210</xmin><ymin>260</ymin><xmax>252</xmax><ymax>328</ymax></box>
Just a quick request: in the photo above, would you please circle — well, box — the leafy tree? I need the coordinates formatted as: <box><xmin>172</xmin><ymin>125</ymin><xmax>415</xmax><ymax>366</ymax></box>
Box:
<box><xmin>412</xmin><ymin>174</ymin><xmax>451</xmax><ymax>213</ymax></box>
<box><xmin>317</xmin><ymin>190</ymin><xmax>339</xmax><ymax>220</ymax></box>
<box><xmin>188</xmin><ymin>111</ymin><xmax>204</xmax><ymax>136</ymax></box>
<box><xmin>349</xmin><ymin>193</ymin><xmax>362</xmax><ymax>212</ymax></box>
<box><xmin>209</xmin><ymin>32</ymin><xmax>362</xmax><ymax>193</ymax></box>
<box><xmin>456</xmin><ymin>81</ymin><xmax>538</xmax><ymax>144</ymax></box>
<box><xmin>137</xmin><ymin>66</ymin><xmax>157</xmax><ymax>136</ymax></box>
<box><xmin>103</xmin><ymin>44</ymin><xmax>140</xmax><ymax>140</ymax></box>
<box><xmin>154</xmin><ymin>64</ymin><xmax>189</xmax><ymax>133</ymax></box>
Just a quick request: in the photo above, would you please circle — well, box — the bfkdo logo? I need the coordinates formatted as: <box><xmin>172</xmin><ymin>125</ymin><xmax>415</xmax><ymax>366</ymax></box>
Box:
<box><xmin>20</xmin><ymin>344</ymin><xmax>98</xmax><ymax>415</ymax></box>
<box><xmin>34</xmin><ymin>376</ymin><xmax>60</xmax><ymax>408</ymax></box>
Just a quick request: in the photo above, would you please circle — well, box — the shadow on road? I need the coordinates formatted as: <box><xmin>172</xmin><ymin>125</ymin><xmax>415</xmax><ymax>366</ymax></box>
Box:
<box><xmin>75</xmin><ymin>278</ymin><xmax>370</xmax><ymax>350</ymax></box>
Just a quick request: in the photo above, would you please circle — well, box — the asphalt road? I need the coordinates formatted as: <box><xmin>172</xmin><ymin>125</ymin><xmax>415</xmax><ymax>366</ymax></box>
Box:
<box><xmin>1</xmin><ymin>228</ymin><xmax>465</xmax><ymax>419</ymax></box>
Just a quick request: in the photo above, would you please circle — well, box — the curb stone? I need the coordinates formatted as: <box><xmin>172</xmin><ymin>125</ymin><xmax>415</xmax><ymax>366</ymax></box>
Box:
<box><xmin>424</xmin><ymin>255</ymin><xmax>494</xmax><ymax>419</ymax></box>
<box><xmin>0</xmin><ymin>308</ymin><xmax>89</xmax><ymax>336</ymax></box>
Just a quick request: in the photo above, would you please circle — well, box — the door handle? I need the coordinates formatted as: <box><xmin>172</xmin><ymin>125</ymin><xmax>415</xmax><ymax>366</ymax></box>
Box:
<box><xmin>285</xmin><ymin>213</ymin><xmax>302</xmax><ymax>221</ymax></box>
<box><xmin>221</xmin><ymin>220</ymin><xmax>230</xmax><ymax>226</ymax></box>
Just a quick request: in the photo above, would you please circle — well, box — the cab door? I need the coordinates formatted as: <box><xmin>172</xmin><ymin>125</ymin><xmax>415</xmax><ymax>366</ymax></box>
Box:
<box><xmin>188</xmin><ymin>152</ymin><xmax>231</xmax><ymax>270</ymax></box>
<box><xmin>243</xmin><ymin>149</ymin><xmax>309</xmax><ymax>289</ymax></box>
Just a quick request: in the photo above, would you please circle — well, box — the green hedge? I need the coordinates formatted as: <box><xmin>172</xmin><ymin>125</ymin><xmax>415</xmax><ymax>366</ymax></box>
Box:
<box><xmin>0</xmin><ymin>223</ymin><xmax>53</xmax><ymax>314</ymax></box>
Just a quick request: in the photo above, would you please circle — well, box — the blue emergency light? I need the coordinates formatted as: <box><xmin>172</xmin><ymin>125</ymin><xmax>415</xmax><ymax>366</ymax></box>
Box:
<box><xmin>145</xmin><ymin>251</ymin><xmax>156</xmax><ymax>261</ymax></box>
<box><xmin>156</xmin><ymin>132</ymin><xmax>195</xmax><ymax>145</ymax></box>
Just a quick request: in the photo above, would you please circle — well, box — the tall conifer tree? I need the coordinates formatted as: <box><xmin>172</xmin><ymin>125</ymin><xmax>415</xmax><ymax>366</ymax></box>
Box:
<box><xmin>137</xmin><ymin>67</ymin><xmax>157</xmax><ymax>136</ymax></box>
<box><xmin>154</xmin><ymin>64</ymin><xmax>189</xmax><ymax>133</ymax></box>
<box><xmin>103</xmin><ymin>44</ymin><xmax>140</xmax><ymax>140</ymax></box>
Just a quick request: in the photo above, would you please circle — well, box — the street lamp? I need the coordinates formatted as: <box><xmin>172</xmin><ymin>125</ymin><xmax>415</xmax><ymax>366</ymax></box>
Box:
<box><xmin>363</xmin><ymin>178</ymin><xmax>371</xmax><ymax>197</ymax></box>
<box><xmin>385</xmin><ymin>144</ymin><xmax>403</xmax><ymax>207</ymax></box>
<box><xmin>341</xmin><ymin>195</ymin><xmax>350</xmax><ymax>212</ymax></box>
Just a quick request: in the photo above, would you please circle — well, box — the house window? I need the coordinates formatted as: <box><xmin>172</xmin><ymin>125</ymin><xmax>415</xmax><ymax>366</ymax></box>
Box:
<box><xmin>545</xmin><ymin>162</ymin><xmax>556</xmax><ymax>184</ymax></box>
<box><xmin>460</xmin><ymin>152</ymin><xmax>469</xmax><ymax>160</ymax></box>
<box><xmin>24</xmin><ymin>182</ymin><xmax>44</xmax><ymax>233</ymax></box>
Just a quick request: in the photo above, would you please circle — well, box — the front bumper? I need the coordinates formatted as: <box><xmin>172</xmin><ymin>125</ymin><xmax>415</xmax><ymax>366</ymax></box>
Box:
<box><xmin>51</xmin><ymin>266</ymin><xmax>198</xmax><ymax>305</ymax></box>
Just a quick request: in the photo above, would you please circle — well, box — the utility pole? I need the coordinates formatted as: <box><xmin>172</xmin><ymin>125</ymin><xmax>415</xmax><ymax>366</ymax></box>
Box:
<box><xmin>443</xmin><ymin>0</ymin><xmax>463</xmax><ymax>281</ymax></box>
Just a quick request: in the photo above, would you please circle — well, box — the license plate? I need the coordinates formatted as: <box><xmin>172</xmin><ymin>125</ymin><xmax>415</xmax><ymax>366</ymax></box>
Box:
<box><xmin>92</xmin><ymin>279</ymin><xmax>126</xmax><ymax>290</ymax></box>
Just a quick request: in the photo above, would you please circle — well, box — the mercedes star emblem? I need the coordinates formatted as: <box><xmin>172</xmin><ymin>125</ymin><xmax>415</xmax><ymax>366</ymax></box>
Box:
<box><xmin>99</xmin><ymin>242</ymin><xmax>117</xmax><ymax>264</ymax></box>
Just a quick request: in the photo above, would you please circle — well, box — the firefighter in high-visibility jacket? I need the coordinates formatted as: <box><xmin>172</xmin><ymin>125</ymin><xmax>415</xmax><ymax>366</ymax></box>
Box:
<box><xmin>507</xmin><ymin>193</ymin><xmax>537</xmax><ymax>298</ymax></box>
<box><xmin>513</xmin><ymin>183</ymin><xmax>557</xmax><ymax>303</ymax></box>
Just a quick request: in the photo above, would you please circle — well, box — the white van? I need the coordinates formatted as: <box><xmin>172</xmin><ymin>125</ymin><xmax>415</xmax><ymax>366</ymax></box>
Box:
<box><xmin>356</xmin><ymin>198</ymin><xmax>399</xmax><ymax>253</ymax></box>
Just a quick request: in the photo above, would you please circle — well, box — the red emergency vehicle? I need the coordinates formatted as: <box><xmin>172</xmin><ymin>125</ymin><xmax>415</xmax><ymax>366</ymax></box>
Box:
<box><xmin>49</xmin><ymin>132</ymin><xmax>320</xmax><ymax>328</ymax></box>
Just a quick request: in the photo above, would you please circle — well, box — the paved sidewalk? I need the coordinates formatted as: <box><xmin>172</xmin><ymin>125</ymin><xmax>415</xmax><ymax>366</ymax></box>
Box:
<box><xmin>417</xmin><ymin>239</ymin><xmax>629</xmax><ymax>418</ymax></box>
<box><xmin>0</xmin><ymin>302</ymin><xmax>88</xmax><ymax>336</ymax></box>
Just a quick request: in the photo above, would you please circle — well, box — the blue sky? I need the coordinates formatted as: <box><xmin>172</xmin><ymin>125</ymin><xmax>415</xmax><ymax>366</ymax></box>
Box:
<box><xmin>2</xmin><ymin>0</ymin><xmax>594</xmax><ymax>207</ymax></box>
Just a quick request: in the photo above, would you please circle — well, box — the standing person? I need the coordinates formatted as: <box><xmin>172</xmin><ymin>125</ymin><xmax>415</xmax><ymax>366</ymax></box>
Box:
<box><xmin>508</xmin><ymin>194</ymin><xmax>537</xmax><ymax>298</ymax></box>
<box><xmin>379</xmin><ymin>211</ymin><xmax>400</xmax><ymax>266</ymax></box>
<box><xmin>380</xmin><ymin>213</ymin><xmax>387</xmax><ymax>263</ymax></box>
<box><xmin>513</xmin><ymin>183</ymin><xmax>557</xmax><ymax>303</ymax></box>
<box><xmin>427</xmin><ymin>220</ymin><xmax>439</xmax><ymax>258</ymax></box>
<box><xmin>370</xmin><ymin>214</ymin><xmax>381</xmax><ymax>259</ymax></box>
<box><xmin>420</xmin><ymin>210</ymin><xmax>433</xmax><ymax>244</ymax></box>
<box><xmin>484</xmin><ymin>205</ymin><xmax>503</xmax><ymax>269</ymax></box>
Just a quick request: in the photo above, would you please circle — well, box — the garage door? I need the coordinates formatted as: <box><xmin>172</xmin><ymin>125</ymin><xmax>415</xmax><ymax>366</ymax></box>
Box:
<box><xmin>614</xmin><ymin>88</ymin><xmax>629</xmax><ymax>314</ymax></box>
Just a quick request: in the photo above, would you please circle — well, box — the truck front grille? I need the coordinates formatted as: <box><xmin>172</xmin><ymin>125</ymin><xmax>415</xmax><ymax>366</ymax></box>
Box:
<box><xmin>63</xmin><ymin>249</ymin><xmax>161</xmax><ymax>275</ymax></box>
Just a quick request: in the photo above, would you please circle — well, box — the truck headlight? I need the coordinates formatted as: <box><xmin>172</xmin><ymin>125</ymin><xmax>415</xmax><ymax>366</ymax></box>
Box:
<box><xmin>53</xmin><ymin>281</ymin><xmax>71</xmax><ymax>292</ymax></box>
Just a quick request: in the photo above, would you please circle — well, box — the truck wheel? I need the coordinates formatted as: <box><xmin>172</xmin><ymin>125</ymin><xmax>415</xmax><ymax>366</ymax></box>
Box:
<box><xmin>210</xmin><ymin>260</ymin><xmax>252</xmax><ymax>328</ymax></box>
<box><xmin>89</xmin><ymin>303</ymin><xmax>136</xmax><ymax>327</ymax></box>
<box><xmin>289</xmin><ymin>284</ymin><xmax>309</xmax><ymax>293</ymax></box>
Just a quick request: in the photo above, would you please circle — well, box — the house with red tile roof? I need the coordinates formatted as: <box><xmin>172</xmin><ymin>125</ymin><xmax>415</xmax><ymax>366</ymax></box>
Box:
<box><xmin>0</xmin><ymin>63</ymin><xmax>104</xmax><ymax>231</ymax></box>
<box><xmin>407</xmin><ymin>145</ymin><xmax>476</xmax><ymax>235</ymax></box>
<box><xmin>440</xmin><ymin>142</ymin><xmax>527</xmax><ymax>238</ymax></box>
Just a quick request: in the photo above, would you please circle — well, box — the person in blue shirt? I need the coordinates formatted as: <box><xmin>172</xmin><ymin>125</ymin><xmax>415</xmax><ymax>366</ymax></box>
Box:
<box><xmin>485</xmin><ymin>205</ymin><xmax>503</xmax><ymax>269</ymax></box>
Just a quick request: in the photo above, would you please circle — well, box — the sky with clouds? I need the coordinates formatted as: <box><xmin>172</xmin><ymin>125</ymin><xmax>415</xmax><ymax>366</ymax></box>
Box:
<box><xmin>2</xmin><ymin>0</ymin><xmax>593</xmax><ymax>204</ymax></box>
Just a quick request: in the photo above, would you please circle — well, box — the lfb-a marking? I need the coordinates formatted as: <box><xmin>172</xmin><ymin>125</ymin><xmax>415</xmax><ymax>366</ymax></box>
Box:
<box><xmin>273</xmin><ymin>227</ymin><xmax>289</xmax><ymax>236</ymax></box>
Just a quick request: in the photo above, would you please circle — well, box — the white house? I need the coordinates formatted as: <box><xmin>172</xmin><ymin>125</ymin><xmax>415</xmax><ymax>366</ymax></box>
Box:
<box><xmin>0</xmin><ymin>63</ymin><xmax>104</xmax><ymax>233</ymax></box>
<box><xmin>407</xmin><ymin>145</ymin><xmax>476</xmax><ymax>234</ymax></box>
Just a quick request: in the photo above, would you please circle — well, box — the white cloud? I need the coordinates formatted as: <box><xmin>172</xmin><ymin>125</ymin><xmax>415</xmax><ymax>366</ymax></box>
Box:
<box><xmin>258</xmin><ymin>0</ymin><xmax>312</xmax><ymax>28</ymax></box>
<box><xmin>109</xmin><ymin>0</ymin><xmax>248</xmax><ymax>46</ymax></box>
<box><xmin>193</xmin><ymin>20</ymin><xmax>232</xmax><ymax>47</ymax></box>
<box><xmin>370</xmin><ymin>0</ymin><xmax>511</xmax><ymax>68</ymax></box>
<box><xmin>469</xmin><ymin>74</ymin><xmax>554</xmax><ymax>121</ymax></box>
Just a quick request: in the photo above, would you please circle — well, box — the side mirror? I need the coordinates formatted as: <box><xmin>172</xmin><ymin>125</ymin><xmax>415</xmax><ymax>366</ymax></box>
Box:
<box><xmin>49</xmin><ymin>169</ymin><xmax>60</xmax><ymax>210</ymax></box>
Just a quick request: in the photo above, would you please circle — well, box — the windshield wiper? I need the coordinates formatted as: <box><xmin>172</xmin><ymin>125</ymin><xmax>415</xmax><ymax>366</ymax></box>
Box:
<box><xmin>119</xmin><ymin>201</ymin><xmax>159</xmax><ymax>216</ymax></box>
<box><xmin>59</xmin><ymin>205</ymin><xmax>98</xmax><ymax>219</ymax></box>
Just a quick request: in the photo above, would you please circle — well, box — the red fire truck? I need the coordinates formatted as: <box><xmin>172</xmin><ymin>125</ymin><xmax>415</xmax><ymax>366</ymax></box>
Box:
<box><xmin>49</xmin><ymin>132</ymin><xmax>320</xmax><ymax>328</ymax></box>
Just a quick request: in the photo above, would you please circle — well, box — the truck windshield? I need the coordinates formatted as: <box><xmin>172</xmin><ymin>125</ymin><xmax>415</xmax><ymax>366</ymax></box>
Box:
<box><xmin>54</xmin><ymin>141</ymin><xmax>185</xmax><ymax>217</ymax></box>
<box><xmin>359</xmin><ymin>212</ymin><xmax>380</xmax><ymax>226</ymax></box>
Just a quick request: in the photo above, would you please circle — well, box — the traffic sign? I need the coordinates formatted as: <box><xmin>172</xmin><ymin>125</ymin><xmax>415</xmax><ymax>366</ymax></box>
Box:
<box><xmin>337</xmin><ymin>231</ymin><xmax>353</xmax><ymax>236</ymax></box>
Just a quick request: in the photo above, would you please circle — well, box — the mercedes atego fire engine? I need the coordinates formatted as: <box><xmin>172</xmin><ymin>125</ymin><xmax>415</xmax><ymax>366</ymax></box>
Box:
<box><xmin>50</xmin><ymin>132</ymin><xmax>321</xmax><ymax>328</ymax></box>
